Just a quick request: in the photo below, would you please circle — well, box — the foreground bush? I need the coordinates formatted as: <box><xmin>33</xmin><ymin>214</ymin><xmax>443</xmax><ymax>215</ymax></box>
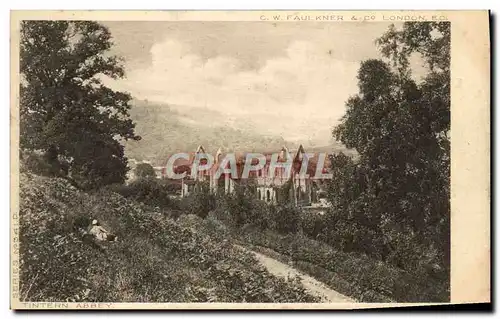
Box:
<box><xmin>19</xmin><ymin>173</ymin><xmax>318</xmax><ymax>303</ymax></box>
<box><xmin>20</xmin><ymin>151</ymin><xmax>69</xmax><ymax>178</ymax></box>
<box><xmin>210</xmin><ymin>184</ymin><xmax>300</xmax><ymax>234</ymax></box>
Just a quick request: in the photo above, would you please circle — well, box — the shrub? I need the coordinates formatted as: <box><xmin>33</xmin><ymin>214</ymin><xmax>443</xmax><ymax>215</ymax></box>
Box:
<box><xmin>109</xmin><ymin>178</ymin><xmax>174</xmax><ymax>210</ymax></box>
<box><xmin>271</xmin><ymin>204</ymin><xmax>300</xmax><ymax>235</ymax></box>
<box><xmin>179</xmin><ymin>182</ymin><xmax>216</xmax><ymax>219</ymax></box>
<box><xmin>210</xmin><ymin>184</ymin><xmax>276</xmax><ymax>231</ymax></box>
<box><xmin>134</xmin><ymin>163</ymin><xmax>156</xmax><ymax>179</ymax></box>
<box><xmin>210</xmin><ymin>185</ymin><xmax>302</xmax><ymax>235</ymax></box>
<box><xmin>20</xmin><ymin>151</ymin><xmax>69</xmax><ymax>177</ymax></box>
<box><xmin>300</xmin><ymin>211</ymin><xmax>328</xmax><ymax>240</ymax></box>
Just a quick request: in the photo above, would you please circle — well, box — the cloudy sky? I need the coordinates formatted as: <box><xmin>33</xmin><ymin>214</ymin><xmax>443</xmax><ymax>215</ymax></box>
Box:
<box><xmin>101</xmin><ymin>21</ymin><xmax>417</xmax><ymax>146</ymax></box>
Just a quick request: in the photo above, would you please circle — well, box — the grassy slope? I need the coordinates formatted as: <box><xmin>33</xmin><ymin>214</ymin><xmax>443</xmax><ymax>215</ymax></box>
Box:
<box><xmin>19</xmin><ymin>173</ymin><xmax>318</xmax><ymax>303</ymax></box>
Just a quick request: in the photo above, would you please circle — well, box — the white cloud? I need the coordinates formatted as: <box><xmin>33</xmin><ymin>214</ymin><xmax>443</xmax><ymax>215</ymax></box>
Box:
<box><xmin>105</xmin><ymin>38</ymin><xmax>362</xmax><ymax>145</ymax></box>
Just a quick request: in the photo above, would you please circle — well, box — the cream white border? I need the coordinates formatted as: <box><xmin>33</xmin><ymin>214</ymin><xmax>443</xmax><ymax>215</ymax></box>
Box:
<box><xmin>9</xmin><ymin>10</ymin><xmax>491</xmax><ymax>310</ymax></box>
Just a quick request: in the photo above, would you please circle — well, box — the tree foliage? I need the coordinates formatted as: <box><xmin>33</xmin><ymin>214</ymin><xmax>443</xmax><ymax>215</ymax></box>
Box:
<box><xmin>329</xmin><ymin>22</ymin><xmax>450</xmax><ymax>278</ymax></box>
<box><xmin>134</xmin><ymin>163</ymin><xmax>156</xmax><ymax>179</ymax></box>
<box><xmin>20</xmin><ymin>21</ymin><xmax>140</xmax><ymax>188</ymax></box>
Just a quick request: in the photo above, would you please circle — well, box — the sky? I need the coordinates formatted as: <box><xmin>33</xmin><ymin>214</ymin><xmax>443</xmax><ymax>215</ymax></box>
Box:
<box><xmin>100</xmin><ymin>21</ymin><xmax>422</xmax><ymax>146</ymax></box>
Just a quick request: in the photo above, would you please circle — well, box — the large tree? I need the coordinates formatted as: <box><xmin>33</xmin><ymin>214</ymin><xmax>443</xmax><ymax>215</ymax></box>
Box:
<box><xmin>330</xmin><ymin>22</ymin><xmax>450</xmax><ymax>278</ymax></box>
<box><xmin>20</xmin><ymin>21</ymin><xmax>140</xmax><ymax>188</ymax></box>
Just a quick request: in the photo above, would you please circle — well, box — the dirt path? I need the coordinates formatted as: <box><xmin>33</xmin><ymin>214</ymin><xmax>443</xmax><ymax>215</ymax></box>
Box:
<box><xmin>237</xmin><ymin>245</ymin><xmax>356</xmax><ymax>303</ymax></box>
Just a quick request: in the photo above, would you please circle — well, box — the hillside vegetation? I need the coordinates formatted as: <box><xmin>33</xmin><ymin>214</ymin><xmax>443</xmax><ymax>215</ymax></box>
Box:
<box><xmin>176</xmin><ymin>186</ymin><xmax>449</xmax><ymax>302</ymax></box>
<box><xmin>18</xmin><ymin>173</ymin><xmax>318</xmax><ymax>303</ymax></box>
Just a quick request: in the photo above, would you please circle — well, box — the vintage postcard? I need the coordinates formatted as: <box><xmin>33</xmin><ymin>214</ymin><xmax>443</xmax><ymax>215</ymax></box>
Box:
<box><xmin>10</xmin><ymin>10</ymin><xmax>490</xmax><ymax>310</ymax></box>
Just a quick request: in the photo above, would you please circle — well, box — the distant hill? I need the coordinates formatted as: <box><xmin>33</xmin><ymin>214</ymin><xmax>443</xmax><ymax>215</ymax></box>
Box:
<box><xmin>125</xmin><ymin>99</ymin><xmax>296</xmax><ymax>163</ymax></box>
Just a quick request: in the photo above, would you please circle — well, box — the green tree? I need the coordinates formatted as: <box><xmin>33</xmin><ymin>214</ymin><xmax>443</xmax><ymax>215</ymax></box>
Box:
<box><xmin>20</xmin><ymin>21</ymin><xmax>140</xmax><ymax>188</ymax></box>
<box><xmin>134</xmin><ymin>163</ymin><xmax>157</xmax><ymax>179</ymax></box>
<box><xmin>330</xmin><ymin>22</ymin><xmax>450</xmax><ymax>276</ymax></box>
